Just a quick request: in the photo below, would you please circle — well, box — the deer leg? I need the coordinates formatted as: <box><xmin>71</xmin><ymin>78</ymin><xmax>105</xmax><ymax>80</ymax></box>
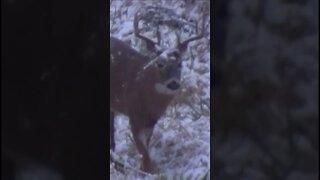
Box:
<box><xmin>131</xmin><ymin>128</ymin><xmax>154</xmax><ymax>173</ymax></box>
<box><xmin>110</xmin><ymin>111</ymin><xmax>115</xmax><ymax>151</ymax></box>
<box><xmin>130</xmin><ymin>118</ymin><xmax>158</xmax><ymax>173</ymax></box>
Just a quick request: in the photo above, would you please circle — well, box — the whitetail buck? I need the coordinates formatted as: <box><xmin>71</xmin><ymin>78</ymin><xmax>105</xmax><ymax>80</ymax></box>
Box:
<box><xmin>110</xmin><ymin>11</ymin><xmax>206</xmax><ymax>173</ymax></box>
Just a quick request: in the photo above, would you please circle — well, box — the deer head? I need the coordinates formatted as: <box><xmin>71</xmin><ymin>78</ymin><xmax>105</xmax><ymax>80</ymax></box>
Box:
<box><xmin>110</xmin><ymin>10</ymin><xmax>206</xmax><ymax>173</ymax></box>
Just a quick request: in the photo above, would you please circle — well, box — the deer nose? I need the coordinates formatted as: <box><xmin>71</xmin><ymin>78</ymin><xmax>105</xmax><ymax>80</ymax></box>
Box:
<box><xmin>166</xmin><ymin>80</ymin><xmax>180</xmax><ymax>90</ymax></box>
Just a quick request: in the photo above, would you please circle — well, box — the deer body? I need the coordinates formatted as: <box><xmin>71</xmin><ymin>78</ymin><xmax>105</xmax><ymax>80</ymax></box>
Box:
<box><xmin>110</xmin><ymin>37</ymin><xmax>179</xmax><ymax>172</ymax></box>
<box><xmin>110</xmin><ymin>11</ymin><xmax>205</xmax><ymax>173</ymax></box>
<box><xmin>110</xmin><ymin>37</ymin><xmax>175</xmax><ymax>122</ymax></box>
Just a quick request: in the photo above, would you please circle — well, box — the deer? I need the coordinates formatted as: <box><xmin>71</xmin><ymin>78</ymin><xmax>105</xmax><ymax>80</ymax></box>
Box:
<box><xmin>110</xmin><ymin>11</ymin><xmax>206</xmax><ymax>173</ymax></box>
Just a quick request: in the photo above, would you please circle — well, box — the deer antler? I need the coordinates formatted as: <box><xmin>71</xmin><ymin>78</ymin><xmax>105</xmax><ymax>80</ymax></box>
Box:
<box><xmin>134</xmin><ymin>12</ymin><xmax>161</xmax><ymax>52</ymax></box>
<box><xmin>177</xmin><ymin>13</ymin><xmax>207</xmax><ymax>52</ymax></box>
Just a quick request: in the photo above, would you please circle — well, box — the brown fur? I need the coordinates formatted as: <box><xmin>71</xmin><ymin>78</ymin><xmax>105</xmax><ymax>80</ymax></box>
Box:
<box><xmin>110</xmin><ymin>36</ymin><xmax>179</xmax><ymax>173</ymax></box>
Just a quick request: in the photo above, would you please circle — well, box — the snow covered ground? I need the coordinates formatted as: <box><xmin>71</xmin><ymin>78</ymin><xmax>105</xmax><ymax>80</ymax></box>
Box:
<box><xmin>110</xmin><ymin>0</ymin><xmax>210</xmax><ymax>179</ymax></box>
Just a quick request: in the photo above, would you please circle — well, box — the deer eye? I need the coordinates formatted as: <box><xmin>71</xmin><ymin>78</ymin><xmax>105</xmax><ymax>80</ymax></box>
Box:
<box><xmin>173</xmin><ymin>51</ymin><xmax>180</xmax><ymax>58</ymax></box>
<box><xmin>156</xmin><ymin>62</ymin><xmax>165</xmax><ymax>68</ymax></box>
<box><xmin>168</xmin><ymin>51</ymin><xmax>180</xmax><ymax>59</ymax></box>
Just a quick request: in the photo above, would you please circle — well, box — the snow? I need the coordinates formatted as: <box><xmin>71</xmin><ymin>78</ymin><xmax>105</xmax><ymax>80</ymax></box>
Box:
<box><xmin>110</xmin><ymin>0</ymin><xmax>210</xmax><ymax>179</ymax></box>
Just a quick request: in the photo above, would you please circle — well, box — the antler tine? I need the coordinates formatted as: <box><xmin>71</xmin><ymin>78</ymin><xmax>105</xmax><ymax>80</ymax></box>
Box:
<box><xmin>178</xmin><ymin>13</ymin><xmax>207</xmax><ymax>52</ymax></box>
<box><xmin>133</xmin><ymin>12</ymin><xmax>158</xmax><ymax>51</ymax></box>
